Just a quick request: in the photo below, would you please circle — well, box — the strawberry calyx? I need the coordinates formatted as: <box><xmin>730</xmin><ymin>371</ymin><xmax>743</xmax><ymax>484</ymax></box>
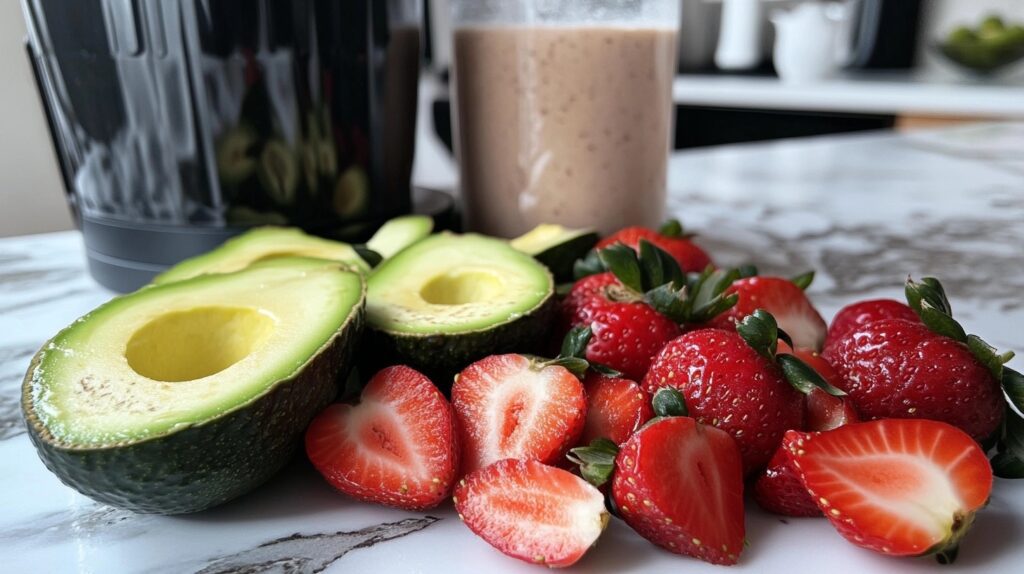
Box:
<box><xmin>568</xmin><ymin>437</ymin><xmax>620</xmax><ymax>488</ymax></box>
<box><xmin>651</xmin><ymin>387</ymin><xmax>688</xmax><ymax>418</ymax></box>
<box><xmin>736</xmin><ymin>309</ymin><xmax>847</xmax><ymax>397</ymax></box>
<box><xmin>790</xmin><ymin>270</ymin><xmax>815</xmax><ymax>291</ymax></box>
<box><xmin>542</xmin><ymin>325</ymin><xmax>622</xmax><ymax>378</ymax></box>
<box><xmin>656</xmin><ymin>218</ymin><xmax>695</xmax><ymax>239</ymax></box>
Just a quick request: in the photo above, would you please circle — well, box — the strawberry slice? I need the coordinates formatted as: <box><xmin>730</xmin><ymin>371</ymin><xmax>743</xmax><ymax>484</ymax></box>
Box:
<box><xmin>454</xmin><ymin>459</ymin><xmax>609</xmax><ymax>567</ymax></box>
<box><xmin>707</xmin><ymin>276</ymin><xmax>827</xmax><ymax>351</ymax></box>
<box><xmin>452</xmin><ymin>354</ymin><xmax>587</xmax><ymax>473</ymax></box>
<box><xmin>580</xmin><ymin>372</ymin><xmax>653</xmax><ymax>446</ymax></box>
<box><xmin>786</xmin><ymin>419</ymin><xmax>993</xmax><ymax>562</ymax></box>
<box><xmin>613</xmin><ymin>417</ymin><xmax>746</xmax><ymax>565</ymax></box>
<box><xmin>304</xmin><ymin>366</ymin><xmax>459</xmax><ymax>510</ymax></box>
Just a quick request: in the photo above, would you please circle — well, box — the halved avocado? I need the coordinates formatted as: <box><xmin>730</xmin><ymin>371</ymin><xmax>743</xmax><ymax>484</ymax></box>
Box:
<box><xmin>510</xmin><ymin>224</ymin><xmax>599</xmax><ymax>282</ymax></box>
<box><xmin>22</xmin><ymin>258</ymin><xmax>365</xmax><ymax>514</ymax></box>
<box><xmin>365</xmin><ymin>214</ymin><xmax>433</xmax><ymax>259</ymax></box>
<box><xmin>153</xmin><ymin>227</ymin><xmax>369</xmax><ymax>285</ymax></box>
<box><xmin>366</xmin><ymin>233</ymin><xmax>554</xmax><ymax>383</ymax></box>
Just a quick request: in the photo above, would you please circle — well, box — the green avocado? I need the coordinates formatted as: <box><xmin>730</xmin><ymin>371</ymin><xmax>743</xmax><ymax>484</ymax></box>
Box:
<box><xmin>365</xmin><ymin>215</ymin><xmax>433</xmax><ymax>259</ymax></box>
<box><xmin>509</xmin><ymin>224</ymin><xmax>599</xmax><ymax>282</ymax></box>
<box><xmin>22</xmin><ymin>257</ymin><xmax>366</xmax><ymax>514</ymax></box>
<box><xmin>153</xmin><ymin>227</ymin><xmax>370</xmax><ymax>285</ymax></box>
<box><xmin>365</xmin><ymin>233</ymin><xmax>554</xmax><ymax>384</ymax></box>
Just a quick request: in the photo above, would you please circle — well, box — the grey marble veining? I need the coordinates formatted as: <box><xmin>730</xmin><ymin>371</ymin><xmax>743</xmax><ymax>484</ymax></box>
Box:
<box><xmin>0</xmin><ymin>124</ymin><xmax>1022</xmax><ymax>573</ymax></box>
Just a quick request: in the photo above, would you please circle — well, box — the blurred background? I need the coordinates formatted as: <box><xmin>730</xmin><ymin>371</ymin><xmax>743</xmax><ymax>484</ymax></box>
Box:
<box><xmin>2</xmin><ymin>0</ymin><xmax>1023</xmax><ymax>238</ymax></box>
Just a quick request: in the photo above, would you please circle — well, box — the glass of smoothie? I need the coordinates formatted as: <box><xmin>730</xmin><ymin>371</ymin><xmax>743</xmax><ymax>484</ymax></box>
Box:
<box><xmin>450</xmin><ymin>0</ymin><xmax>679</xmax><ymax>237</ymax></box>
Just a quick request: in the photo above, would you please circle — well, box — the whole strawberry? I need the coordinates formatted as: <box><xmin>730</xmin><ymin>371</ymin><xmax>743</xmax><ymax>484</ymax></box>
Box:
<box><xmin>823</xmin><ymin>298</ymin><xmax>920</xmax><ymax>355</ymax></box>
<box><xmin>562</xmin><ymin>242</ymin><xmax>735</xmax><ymax>381</ymax></box>
<box><xmin>825</xmin><ymin>277</ymin><xmax>1008</xmax><ymax>443</ymax></box>
<box><xmin>595</xmin><ymin>219</ymin><xmax>713</xmax><ymax>273</ymax></box>
<box><xmin>706</xmin><ymin>274</ymin><xmax>827</xmax><ymax>351</ymax></box>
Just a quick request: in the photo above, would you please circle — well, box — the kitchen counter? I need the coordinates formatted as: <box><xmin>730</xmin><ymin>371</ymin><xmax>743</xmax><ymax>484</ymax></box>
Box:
<box><xmin>2</xmin><ymin>123</ymin><xmax>1023</xmax><ymax>573</ymax></box>
<box><xmin>673</xmin><ymin>70</ymin><xmax>1024</xmax><ymax>117</ymax></box>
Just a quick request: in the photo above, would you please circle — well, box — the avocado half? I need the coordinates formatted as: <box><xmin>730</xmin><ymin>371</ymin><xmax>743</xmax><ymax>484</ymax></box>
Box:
<box><xmin>365</xmin><ymin>233</ymin><xmax>554</xmax><ymax>384</ymax></box>
<box><xmin>509</xmin><ymin>224</ymin><xmax>599</xmax><ymax>282</ymax></box>
<box><xmin>22</xmin><ymin>258</ymin><xmax>365</xmax><ymax>514</ymax></box>
<box><xmin>153</xmin><ymin>226</ymin><xmax>369</xmax><ymax>285</ymax></box>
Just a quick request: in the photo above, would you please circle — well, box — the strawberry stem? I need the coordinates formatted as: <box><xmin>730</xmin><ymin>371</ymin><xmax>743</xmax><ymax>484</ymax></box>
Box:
<box><xmin>567</xmin><ymin>438</ymin><xmax>619</xmax><ymax>487</ymax></box>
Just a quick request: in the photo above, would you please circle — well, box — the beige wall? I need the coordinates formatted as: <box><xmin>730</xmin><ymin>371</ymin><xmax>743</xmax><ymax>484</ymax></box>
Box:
<box><xmin>0</xmin><ymin>1</ymin><xmax>72</xmax><ymax>237</ymax></box>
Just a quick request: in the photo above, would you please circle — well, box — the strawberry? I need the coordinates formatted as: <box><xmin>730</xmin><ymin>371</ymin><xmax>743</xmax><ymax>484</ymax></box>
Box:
<box><xmin>706</xmin><ymin>275</ymin><xmax>827</xmax><ymax>351</ymax></box>
<box><xmin>753</xmin><ymin>448</ymin><xmax>820</xmax><ymax>517</ymax></box>
<box><xmin>594</xmin><ymin>219</ymin><xmax>713</xmax><ymax>273</ymax></box>
<box><xmin>825</xmin><ymin>277</ymin><xmax>1009</xmax><ymax>443</ymax></box>
<box><xmin>823</xmin><ymin>298</ymin><xmax>920</xmax><ymax>356</ymax></box>
<box><xmin>579</xmin><ymin>372</ymin><xmax>653</xmax><ymax>446</ymax></box>
<box><xmin>563</xmin><ymin>242</ymin><xmax>736</xmax><ymax>380</ymax></box>
<box><xmin>785</xmin><ymin>419</ymin><xmax>993</xmax><ymax>563</ymax></box>
<box><xmin>452</xmin><ymin>354</ymin><xmax>587</xmax><ymax>474</ymax></box>
<box><xmin>305</xmin><ymin>366</ymin><xmax>458</xmax><ymax>510</ymax></box>
<box><xmin>643</xmin><ymin>310</ymin><xmax>825</xmax><ymax>473</ymax></box>
<box><xmin>754</xmin><ymin>345</ymin><xmax>859</xmax><ymax>517</ymax></box>
<box><xmin>453</xmin><ymin>459</ymin><xmax>609</xmax><ymax>567</ymax></box>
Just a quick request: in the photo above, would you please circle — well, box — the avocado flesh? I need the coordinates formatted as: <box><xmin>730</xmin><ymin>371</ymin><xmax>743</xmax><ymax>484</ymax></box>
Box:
<box><xmin>509</xmin><ymin>224</ymin><xmax>599</xmax><ymax>282</ymax></box>
<box><xmin>366</xmin><ymin>215</ymin><xmax>434</xmax><ymax>259</ymax></box>
<box><xmin>366</xmin><ymin>233</ymin><xmax>554</xmax><ymax>382</ymax></box>
<box><xmin>153</xmin><ymin>227</ymin><xmax>369</xmax><ymax>285</ymax></box>
<box><xmin>23</xmin><ymin>258</ymin><xmax>365</xmax><ymax>513</ymax></box>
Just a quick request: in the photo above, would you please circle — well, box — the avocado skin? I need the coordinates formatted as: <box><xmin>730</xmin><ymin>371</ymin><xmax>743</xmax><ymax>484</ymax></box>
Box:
<box><xmin>362</xmin><ymin>295</ymin><xmax>555</xmax><ymax>391</ymax></box>
<box><xmin>533</xmin><ymin>232</ymin><xmax>599</xmax><ymax>283</ymax></box>
<box><xmin>21</xmin><ymin>302</ymin><xmax>364</xmax><ymax>515</ymax></box>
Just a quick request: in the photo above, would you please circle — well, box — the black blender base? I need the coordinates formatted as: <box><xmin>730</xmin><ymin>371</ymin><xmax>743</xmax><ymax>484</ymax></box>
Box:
<box><xmin>82</xmin><ymin>188</ymin><xmax>458</xmax><ymax>293</ymax></box>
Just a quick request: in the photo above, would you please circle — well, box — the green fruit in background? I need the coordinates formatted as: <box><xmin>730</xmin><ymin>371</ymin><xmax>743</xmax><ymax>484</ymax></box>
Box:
<box><xmin>153</xmin><ymin>226</ymin><xmax>370</xmax><ymax>285</ymax></box>
<box><xmin>317</xmin><ymin>141</ymin><xmax>339</xmax><ymax>178</ymax></box>
<box><xmin>301</xmin><ymin>142</ymin><xmax>319</xmax><ymax>195</ymax></box>
<box><xmin>333</xmin><ymin>166</ymin><xmax>369</xmax><ymax>218</ymax></box>
<box><xmin>366</xmin><ymin>215</ymin><xmax>434</xmax><ymax>259</ymax></box>
<box><xmin>258</xmin><ymin>140</ymin><xmax>299</xmax><ymax>205</ymax></box>
<box><xmin>509</xmin><ymin>223</ymin><xmax>600</xmax><ymax>283</ymax></box>
<box><xmin>216</xmin><ymin>125</ymin><xmax>258</xmax><ymax>186</ymax></box>
<box><xmin>225</xmin><ymin>206</ymin><xmax>289</xmax><ymax>226</ymax></box>
<box><xmin>947</xmin><ymin>25</ymin><xmax>977</xmax><ymax>46</ymax></box>
<box><xmin>979</xmin><ymin>14</ymin><xmax>1006</xmax><ymax>39</ymax></box>
<box><xmin>22</xmin><ymin>258</ymin><xmax>366</xmax><ymax>514</ymax></box>
<box><xmin>365</xmin><ymin>233</ymin><xmax>555</xmax><ymax>384</ymax></box>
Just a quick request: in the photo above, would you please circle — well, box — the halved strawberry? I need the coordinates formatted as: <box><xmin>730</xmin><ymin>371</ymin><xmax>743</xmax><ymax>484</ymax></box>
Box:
<box><xmin>786</xmin><ymin>419</ymin><xmax>993</xmax><ymax>563</ymax></box>
<box><xmin>305</xmin><ymin>366</ymin><xmax>458</xmax><ymax>510</ymax></box>
<box><xmin>613</xmin><ymin>417</ymin><xmax>746</xmax><ymax>565</ymax></box>
<box><xmin>754</xmin><ymin>448</ymin><xmax>820</xmax><ymax>517</ymax></box>
<box><xmin>579</xmin><ymin>372</ymin><xmax>653</xmax><ymax>446</ymax></box>
<box><xmin>777</xmin><ymin>342</ymin><xmax>860</xmax><ymax>431</ymax></box>
<box><xmin>707</xmin><ymin>276</ymin><xmax>827</xmax><ymax>351</ymax></box>
<box><xmin>452</xmin><ymin>354</ymin><xmax>587</xmax><ymax>473</ymax></box>
<box><xmin>454</xmin><ymin>459</ymin><xmax>609</xmax><ymax>567</ymax></box>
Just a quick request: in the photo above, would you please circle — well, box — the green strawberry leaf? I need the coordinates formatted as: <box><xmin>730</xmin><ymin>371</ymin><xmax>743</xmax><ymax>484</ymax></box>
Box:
<box><xmin>560</xmin><ymin>326</ymin><xmax>593</xmax><ymax>360</ymax></box>
<box><xmin>573</xmin><ymin>249</ymin><xmax>606</xmax><ymax>280</ymax></box>
<box><xmin>352</xmin><ymin>245</ymin><xmax>383</xmax><ymax>268</ymax></box>
<box><xmin>992</xmin><ymin>401</ymin><xmax>1024</xmax><ymax>479</ymax></box>
<box><xmin>777</xmin><ymin>353</ymin><xmax>847</xmax><ymax>397</ymax></box>
<box><xmin>968</xmin><ymin>335</ymin><xmax>1015</xmax><ymax>382</ymax></box>
<box><xmin>1003</xmin><ymin>367</ymin><xmax>1024</xmax><ymax>413</ymax></box>
<box><xmin>567</xmin><ymin>438</ymin><xmax>620</xmax><ymax>487</ymax></box>
<box><xmin>599</xmin><ymin>243</ymin><xmax>644</xmax><ymax>292</ymax></box>
<box><xmin>546</xmin><ymin>357</ymin><xmax>590</xmax><ymax>378</ymax></box>
<box><xmin>639</xmin><ymin>240</ymin><xmax>666</xmax><ymax>290</ymax></box>
<box><xmin>776</xmin><ymin>327</ymin><xmax>795</xmax><ymax>352</ymax></box>
<box><xmin>790</xmin><ymin>270</ymin><xmax>815</xmax><ymax>291</ymax></box>
<box><xmin>918</xmin><ymin>300</ymin><xmax>968</xmax><ymax>343</ymax></box>
<box><xmin>737</xmin><ymin>264</ymin><xmax>759</xmax><ymax>278</ymax></box>
<box><xmin>737</xmin><ymin>309</ymin><xmax>779</xmax><ymax>361</ymax></box>
<box><xmin>590</xmin><ymin>363</ymin><xmax>623</xmax><ymax>377</ymax></box>
<box><xmin>658</xmin><ymin>218</ymin><xmax>683</xmax><ymax>237</ymax></box>
<box><xmin>643</xmin><ymin>283</ymin><xmax>690</xmax><ymax>324</ymax></box>
<box><xmin>652</xmin><ymin>387</ymin><xmax>688</xmax><ymax>417</ymax></box>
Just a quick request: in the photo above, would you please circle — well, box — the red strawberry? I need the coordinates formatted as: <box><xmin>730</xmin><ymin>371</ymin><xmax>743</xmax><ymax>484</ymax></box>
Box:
<box><xmin>452</xmin><ymin>354</ymin><xmax>587</xmax><ymax>474</ymax></box>
<box><xmin>823</xmin><ymin>298</ymin><xmax>920</xmax><ymax>355</ymax></box>
<box><xmin>826</xmin><ymin>318</ymin><xmax>1003</xmax><ymax>442</ymax></box>
<box><xmin>579</xmin><ymin>372</ymin><xmax>653</xmax><ymax>446</ymax></box>
<box><xmin>305</xmin><ymin>366</ymin><xmax>458</xmax><ymax>510</ymax></box>
<box><xmin>643</xmin><ymin>327</ymin><xmax>804</xmax><ymax>473</ymax></box>
<box><xmin>785</xmin><ymin>419</ymin><xmax>993</xmax><ymax>562</ymax></box>
<box><xmin>707</xmin><ymin>276</ymin><xmax>827</xmax><ymax>351</ymax></box>
<box><xmin>754</xmin><ymin>447</ymin><xmax>820</xmax><ymax>517</ymax></box>
<box><xmin>454</xmin><ymin>459</ymin><xmax>609</xmax><ymax>567</ymax></box>
<box><xmin>561</xmin><ymin>271</ymin><xmax>682</xmax><ymax>381</ymax></box>
<box><xmin>596</xmin><ymin>224</ymin><xmax>713</xmax><ymax>273</ymax></box>
<box><xmin>613</xmin><ymin>416</ymin><xmax>745</xmax><ymax>565</ymax></box>
<box><xmin>777</xmin><ymin>342</ymin><xmax>860</xmax><ymax>431</ymax></box>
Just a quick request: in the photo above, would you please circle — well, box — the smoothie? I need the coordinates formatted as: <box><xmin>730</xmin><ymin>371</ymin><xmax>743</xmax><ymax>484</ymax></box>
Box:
<box><xmin>452</xmin><ymin>25</ymin><xmax>678</xmax><ymax>236</ymax></box>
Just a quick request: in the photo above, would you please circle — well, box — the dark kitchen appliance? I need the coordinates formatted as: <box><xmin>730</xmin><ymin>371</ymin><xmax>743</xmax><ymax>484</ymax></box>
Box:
<box><xmin>23</xmin><ymin>0</ymin><xmax>423</xmax><ymax>291</ymax></box>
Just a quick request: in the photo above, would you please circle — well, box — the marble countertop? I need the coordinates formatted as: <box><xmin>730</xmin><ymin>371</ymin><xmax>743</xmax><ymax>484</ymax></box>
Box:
<box><xmin>2</xmin><ymin>123</ymin><xmax>1024</xmax><ymax>573</ymax></box>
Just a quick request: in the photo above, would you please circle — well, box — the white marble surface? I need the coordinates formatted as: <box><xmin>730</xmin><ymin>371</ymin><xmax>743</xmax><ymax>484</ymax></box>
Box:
<box><xmin>2</xmin><ymin>124</ymin><xmax>1024</xmax><ymax>573</ymax></box>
